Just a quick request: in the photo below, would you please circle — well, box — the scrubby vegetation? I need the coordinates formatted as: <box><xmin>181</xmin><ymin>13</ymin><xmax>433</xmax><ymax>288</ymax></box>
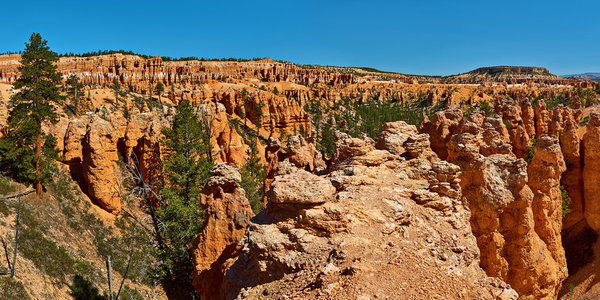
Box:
<box><xmin>0</xmin><ymin>170</ymin><xmax>152</xmax><ymax>299</ymax></box>
<box><xmin>561</xmin><ymin>185</ymin><xmax>572</xmax><ymax>217</ymax></box>
<box><xmin>0</xmin><ymin>277</ymin><xmax>30</xmax><ymax>299</ymax></box>
<box><xmin>306</xmin><ymin>97</ymin><xmax>443</xmax><ymax>156</ymax></box>
<box><xmin>463</xmin><ymin>101</ymin><xmax>494</xmax><ymax>117</ymax></box>
<box><xmin>525</xmin><ymin>138</ymin><xmax>538</xmax><ymax>163</ymax></box>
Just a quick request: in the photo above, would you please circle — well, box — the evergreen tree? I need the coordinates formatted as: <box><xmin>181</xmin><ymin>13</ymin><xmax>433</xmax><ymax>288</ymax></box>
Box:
<box><xmin>154</xmin><ymin>100</ymin><xmax>212</xmax><ymax>294</ymax></box>
<box><xmin>240</xmin><ymin>136</ymin><xmax>265</xmax><ymax>214</ymax></box>
<box><xmin>65</xmin><ymin>74</ymin><xmax>83</xmax><ymax>114</ymax></box>
<box><xmin>241</xmin><ymin>88</ymin><xmax>249</xmax><ymax>126</ymax></box>
<box><xmin>252</xmin><ymin>100</ymin><xmax>264</xmax><ymax>129</ymax></box>
<box><xmin>155</xmin><ymin>82</ymin><xmax>165</xmax><ymax>103</ymax></box>
<box><xmin>0</xmin><ymin>33</ymin><xmax>63</xmax><ymax>195</ymax></box>
<box><xmin>111</xmin><ymin>77</ymin><xmax>121</xmax><ymax>102</ymax></box>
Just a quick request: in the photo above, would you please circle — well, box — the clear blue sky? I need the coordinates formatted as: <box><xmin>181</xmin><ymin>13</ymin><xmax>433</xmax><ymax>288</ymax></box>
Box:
<box><xmin>1</xmin><ymin>0</ymin><xmax>598</xmax><ymax>76</ymax></box>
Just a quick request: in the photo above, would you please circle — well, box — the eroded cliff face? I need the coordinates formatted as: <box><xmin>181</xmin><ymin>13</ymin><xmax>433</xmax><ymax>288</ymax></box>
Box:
<box><xmin>0</xmin><ymin>55</ymin><xmax>589</xmax><ymax>215</ymax></box>
<box><xmin>201</xmin><ymin>122</ymin><xmax>518</xmax><ymax>299</ymax></box>
<box><xmin>49</xmin><ymin>108</ymin><xmax>168</xmax><ymax>213</ymax></box>
<box><xmin>419</xmin><ymin>98</ymin><xmax>600</xmax><ymax>299</ymax></box>
<box><xmin>439</xmin><ymin>113</ymin><xmax>565</xmax><ymax>299</ymax></box>
<box><xmin>44</xmin><ymin>101</ymin><xmax>253</xmax><ymax>214</ymax></box>
<box><xmin>192</xmin><ymin>164</ymin><xmax>253</xmax><ymax>300</ymax></box>
<box><xmin>583</xmin><ymin>113</ymin><xmax>600</xmax><ymax>231</ymax></box>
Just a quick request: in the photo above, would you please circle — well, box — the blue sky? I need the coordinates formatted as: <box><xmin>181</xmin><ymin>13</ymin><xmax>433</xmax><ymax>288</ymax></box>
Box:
<box><xmin>1</xmin><ymin>0</ymin><xmax>598</xmax><ymax>76</ymax></box>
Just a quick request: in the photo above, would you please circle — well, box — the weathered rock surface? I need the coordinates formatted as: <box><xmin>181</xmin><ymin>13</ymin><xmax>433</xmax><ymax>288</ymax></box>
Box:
<box><xmin>49</xmin><ymin>108</ymin><xmax>168</xmax><ymax>213</ymax></box>
<box><xmin>441</xmin><ymin>111</ymin><xmax>567</xmax><ymax>299</ymax></box>
<box><xmin>192</xmin><ymin>164</ymin><xmax>253</xmax><ymax>300</ymax></box>
<box><xmin>217</xmin><ymin>122</ymin><xmax>516</xmax><ymax>300</ymax></box>
<box><xmin>583</xmin><ymin>113</ymin><xmax>600</xmax><ymax>231</ymax></box>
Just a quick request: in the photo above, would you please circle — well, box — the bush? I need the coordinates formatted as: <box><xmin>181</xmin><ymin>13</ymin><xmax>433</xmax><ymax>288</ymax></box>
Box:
<box><xmin>525</xmin><ymin>138</ymin><xmax>538</xmax><ymax>163</ymax></box>
<box><xmin>545</xmin><ymin>96</ymin><xmax>570</xmax><ymax>110</ymax></box>
<box><xmin>561</xmin><ymin>185</ymin><xmax>572</xmax><ymax>217</ymax></box>
<box><xmin>580</xmin><ymin>116</ymin><xmax>590</xmax><ymax>127</ymax></box>
<box><xmin>463</xmin><ymin>101</ymin><xmax>493</xmax><ymax>118</ymax></box>
<box><xmin>0</xmin><ymin>176</ymin><xmax>16</xmax><ymax>195</ymax></box>
<box><xmin>0</xmin><ymin>277</ymin><xmax>31</xmax><ymax>299</ymax></box>
<box><xmin>119</xmin><ymin>285</ymin><xmax>144</xmax><ymax>300</ymax></box>
<box><xmin>69</xmin><ymin>275</ymin><xmax>107</xmax><ymax>300</ymax></box>
<box><xmin>18</xmin><ymin>224</ymin><xmax>78</xmax><ymax>282</ymax></box>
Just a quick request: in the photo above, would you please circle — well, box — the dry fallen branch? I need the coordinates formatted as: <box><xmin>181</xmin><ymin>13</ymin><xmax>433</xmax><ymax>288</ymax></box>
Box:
<box><xmin>0</xmin><ymin>189</ymin><xmax>34</xmax><ymax>200</ymax></box>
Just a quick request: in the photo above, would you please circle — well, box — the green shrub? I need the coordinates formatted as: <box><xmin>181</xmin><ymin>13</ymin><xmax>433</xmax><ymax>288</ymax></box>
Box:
<box><xmin>561</xmin><ymin>185</ymin><xmax>572</xmax><ymax>217</ymax></box>
<box><xmin>525</xmin><ymin>138</ymin><xmax>538</xmax><ymax>163</ymax></box>
<box><xmin>18</xmin><ymin>225</ymin><xmax>77</xmax><ymax>282</ymax></box>
<box><xmin>463</xmin><ymin>101</ymin><xmax>493</xmax><ymax>118</ymax></box>
<box><xmin>0</xmin><ymin>199</ymin><xmax>9</xmax><ymax>216</ymax></box>
<box><xmin>580</xmin><ymin>116</ymin><xmax>590</xmax><ymax>127</ymax></box>
<box><xmin>119</xmin><ymin>285</ymin><xmax>144</xmax><ymax>300</ymax></box>
<box><xmin>0</xmin><ymin>176</ymin><xmax>16</xmax><ymax>195</ymax></box>
<box><xmin>545</xmin><ymin>96</ymin><xmax>570</xmax><ymax>110</ymax></box>
<box><xmin>0</xmin><ymin>277</ymin><xmax>31</xmax><ymax>299</ymax></box>
<box><xmin>69</xmin><ymin>275</ymin><xmax>107</xmax><ymax>300</ymax></box>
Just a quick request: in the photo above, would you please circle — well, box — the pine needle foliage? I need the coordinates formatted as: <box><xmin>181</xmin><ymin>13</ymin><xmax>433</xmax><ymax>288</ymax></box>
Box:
<box><xmin>154</xmin><ymin>100</ymin><xmax>213</xmax><ymax>292</ymax></box>
<box><xmin>0</xmin><ymin>33</ymin><xmax>63</xmax><ymax>194</ymax></box>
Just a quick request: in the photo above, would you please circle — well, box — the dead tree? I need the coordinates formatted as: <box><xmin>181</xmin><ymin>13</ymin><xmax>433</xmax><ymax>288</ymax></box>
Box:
<box><xmin>10</xmin><ymin>191</ymin><xmax>22</xmax><ymax>277</ymax></box>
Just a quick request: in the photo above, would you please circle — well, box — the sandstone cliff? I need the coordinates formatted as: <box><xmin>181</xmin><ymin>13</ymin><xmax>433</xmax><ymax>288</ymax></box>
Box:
<box><xmin>192</xmin><ymin>164</ymin><xmax>253</xmax><ymax>300</ymax></box>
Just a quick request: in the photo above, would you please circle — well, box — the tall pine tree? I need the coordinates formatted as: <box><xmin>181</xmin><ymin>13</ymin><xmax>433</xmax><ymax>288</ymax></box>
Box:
<box><xmin>154</xmin><ymin>100</ymin><xmax>213</xmax><ymax>296</ymax></box>
<box><xmin>0</xmin><ymin>33</ymin><xmax>63</xmax><ymax>195</ymax></box>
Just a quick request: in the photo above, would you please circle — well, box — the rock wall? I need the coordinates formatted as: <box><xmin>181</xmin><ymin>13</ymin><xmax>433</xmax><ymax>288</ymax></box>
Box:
<box><xmin>420</xmin><ymin>98</ymin><xmax>600</xmax><ymax>298</ymax></box>
<box><xmin>583</xmin><ymin>113</ymin><xmax>600</xmax><ymax>231</ymax></box>
<box><xmin>192</xmin><ymin>164</ymin><xmax>253</xmax><ymax>300</ymax></box>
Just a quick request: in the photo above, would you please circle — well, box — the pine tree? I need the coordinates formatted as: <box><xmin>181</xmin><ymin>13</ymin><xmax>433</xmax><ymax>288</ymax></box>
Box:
<box><xmin>111</xmin><ymin>77</ymin><xmax>121</xmax><ymax>103</ymax></box>
<box><xmin>65</xmin><ymin>74</ymin><xmax>83</xmax><ymax>114</ymax></box>
<box><xmin>240</xmin><ymin>136</ymin><xmax>265</xmax><ymax>214</ymax></box>
<box><xmin>155</xmin><ymin>82</ymin><xmax>165</xmax><ymax>103</ymax></box>
<box><xmin>0</xmin><ymin>33</ymin><xmax>63</xmax><ymax>195</ymax></box>
<box><xmin>154</xmin><ymin>100</ymin><xmax>213</xmax><ymax>293</ymax></box>
<box><xmin>241</xmin><ymin>88</ymin><xmax>249</xmax><ymax>126</ymax></box>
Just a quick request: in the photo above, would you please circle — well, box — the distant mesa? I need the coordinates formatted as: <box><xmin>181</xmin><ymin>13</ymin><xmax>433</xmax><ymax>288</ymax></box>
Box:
<box><xmin>444</xmin><ymin>65</ymin><xmax>570</xmax><ymax>85</ymax></box>
<box><xmin>562</xmin><ymin>73</ymin><xmax>600</xmax><ymax>82</ymax></box>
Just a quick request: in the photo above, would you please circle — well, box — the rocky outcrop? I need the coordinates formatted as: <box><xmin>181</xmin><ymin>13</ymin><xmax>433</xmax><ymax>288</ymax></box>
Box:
<box><xmin>202</xmin><ymin>102</ymin><xmax>249</xmax><ymax>165</ymax></box>
<box><xmin>528</xmin><ymin>135</ymin><xmax>568</xmax><ymax>286</ymax></box>
<box><xmin>192</xmin><ymin>164</ymin><xmax>253</xmax><ymax>300</ymax></box>
<box><xmin>495</xmin><ymin>98</ymin><xmax>533</xmax><ymax>158</ymax></box>
<box><xmin>53</xmin><ymin>108</ymin><xmax>168</xmax><ymax>213</ymax></box>
<box><xmin>558</xmin><ymin>113</ymin><xmax>584</xmax><ymax>230</ymax></box>
<box><xmin>285</xmin><ymin>135</ymin><xmax>326</xmax><ymax>172</ymax></box>
<box><xmin>80</xmin><ymin>115</ymin><xmax>123</xmax><ymax>212</ymax></box>
<box><xmin>217</xmin><ymin>122</ymin><xmax>516</xmax><ymax>299</ymax></box>
<box><xmin>419</xmin><ymin>109</ymin><xmax>463</xmax><ymax>159</ymax></box>
<box><xmin>583</xmin><ymin>113</ymin><xmax>600</xmax><ymax>231</ymax></box>
<box><xmin>443</xmin><ymin>112</ymin><xmax>567</xmax><ymax>299</ymax></box>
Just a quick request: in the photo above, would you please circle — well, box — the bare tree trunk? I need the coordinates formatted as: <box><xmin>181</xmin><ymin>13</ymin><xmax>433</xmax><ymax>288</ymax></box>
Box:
<box><xmin>11</xmin><ymin>195</ymin><xmax>21</xmax><ymax>277</ymax></box>
<box><xmin>106</xmin><ymin>255</ymin><xmax>113</xmax><ymax>300</ymax></box>
<box><xmin>115</xmin><ymin>246</ymin><xmax>134</xmax><ymax>300</ymax></box>
<box><xmin>35</xmin><ymin>133</ymin><xmax>43</xmax><ymax>196</ymax></box>
<box><xmin>1</xmin><ymin>237</ymin><xmax>11</xmax><ymax>272</ymax></box>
